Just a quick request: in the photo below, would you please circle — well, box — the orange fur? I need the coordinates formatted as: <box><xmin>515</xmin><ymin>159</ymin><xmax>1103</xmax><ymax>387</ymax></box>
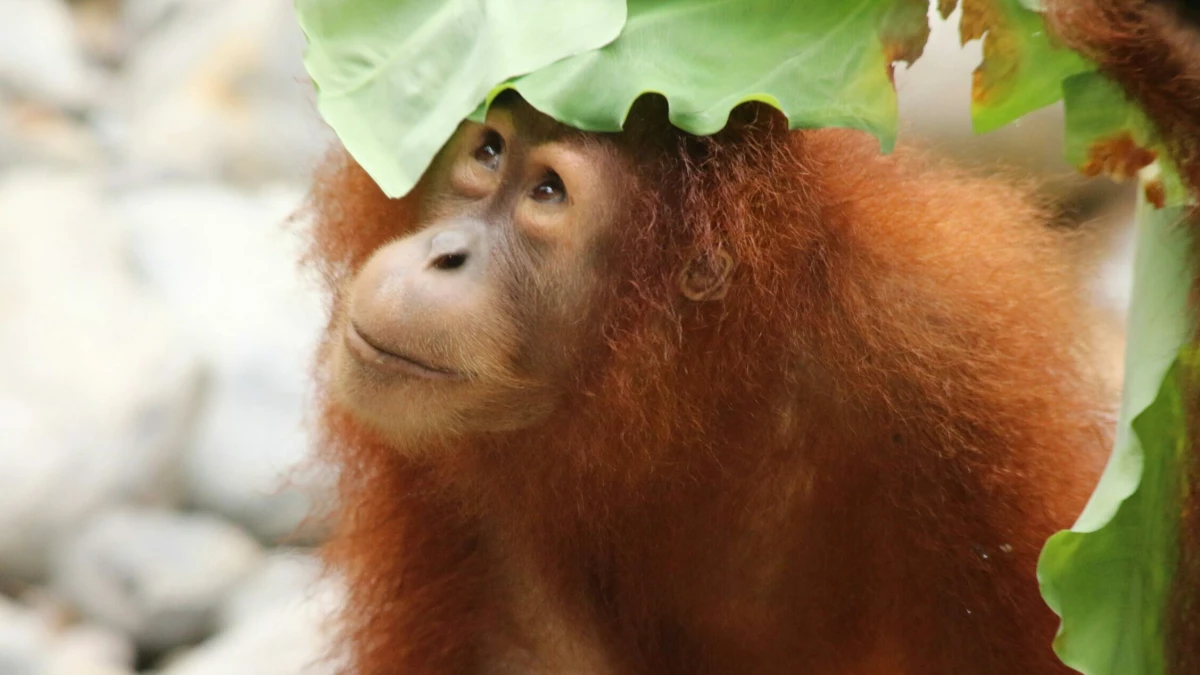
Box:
<box><xmin>307</xmin><ymin>104</ymin><xmax>1111</xmax><ymax>674</ymax></box>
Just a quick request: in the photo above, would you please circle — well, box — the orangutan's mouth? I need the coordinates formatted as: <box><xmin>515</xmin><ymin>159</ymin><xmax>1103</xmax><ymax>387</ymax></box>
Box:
<box><xmin>345</xmin><ymin>323</ymin><xmax>464</xmax><ymax>381</ymax></box>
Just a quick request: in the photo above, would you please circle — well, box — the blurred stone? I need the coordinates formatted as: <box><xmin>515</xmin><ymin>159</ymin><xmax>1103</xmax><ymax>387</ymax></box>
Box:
<box><xmin>0</xmin><ymin>595</ymin><xmax>135</xmax><ymax>675</ymax></box>
<box><xmin>54</xmin><ymin>622</ymin><xmax>137</xmax><ymax>674</ymax></box>
<box><xmin>118</xmin><ymin>182</ymin><xmax>333</xmax><ymax>544</ymax></box>
<box><xmin>219</xmin><ymin>549</ymin><xmax>324</xmax><ymax>629</ymax></box>
<box><xmin>51</xmin><ymin>507</ymin><xmax>265</xmax><ymax>652</ymax></box>
<box><xmin>70</xmin><ymin>0</ymin><xmax>126</xmax><ymax>67</ymax></box>
<box><xmin>116</xmin><ymin>0</ymin><xmax>332</xmax><ymax>185</ymax></box>
<box><xmin>0</xmin><ymin>97</ymin><xmax>104</xmax><ymax>169</ymax></box>
<box><xmin>156</xmin><ymin>568</ymin><xmax>345</xmax><ymax>675</ymax></box>
<box><xmin>121</xmin><ymin>0</ymin><xmax>223</xmax><ymax>47</ymax></box>
<box><xmin>0</xmin><ymin>169</ymin><xmax>203</xmax><ymax>581</ymax></box>
<box><xmin>0</xmin><ymin>0</ymin><xmax>105</xmax><ymax>110</ymax></box>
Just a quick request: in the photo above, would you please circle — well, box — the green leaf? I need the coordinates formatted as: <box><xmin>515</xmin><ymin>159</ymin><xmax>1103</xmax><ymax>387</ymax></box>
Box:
<box><xmin>477</xmin><ymin>0</ymin><xmax>932</xmax><ymax>154</ymax></box>
<box><xmin>952</xmin><ymin>0</ymin><xmax>1092</xmax><ymax>133</ymax></box>
<box><xmin>1061</xmin><ymin>72</ymin><xmax>1191</xmax><ymax>208</ymax></box>
<box><xmin>1038</xmin><ymin>194</ymin><xmax>1195</xmax><ymax>675</ymax></box>
<box><xmin>1062</xmin><ymin>72</ymin><xmax>1159</xmax><ymax>171</ymax></box>
<box><xmin>295</xmin><ymin>0</ymin><xmax>626</xmax><ymax>198</ymax></box>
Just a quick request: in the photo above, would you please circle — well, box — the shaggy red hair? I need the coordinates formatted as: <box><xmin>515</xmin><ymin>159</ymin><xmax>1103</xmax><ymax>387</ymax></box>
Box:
<box><xmin>306</xmin><ymin>102</ymin><xmax>1110</xmax><ymax>673</ymax></box>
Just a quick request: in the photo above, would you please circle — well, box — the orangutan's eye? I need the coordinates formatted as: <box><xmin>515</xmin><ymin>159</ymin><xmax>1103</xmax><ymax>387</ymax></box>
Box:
<box><xmin>530</xmin><ymin>171</ymin><xmax>566</xmax><ymax>204</ymax></box>
<box><xmin>473</xmin><ymin>130</ymin><xmax>504</xmax><ymax>171</ymax></box>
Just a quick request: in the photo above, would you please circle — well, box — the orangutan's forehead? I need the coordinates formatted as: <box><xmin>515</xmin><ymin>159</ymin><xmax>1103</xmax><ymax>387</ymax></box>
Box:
<box><xmin>487</xmin><ymin>93</ymin><xmax>592</xmax><ymax>147</ymax></box>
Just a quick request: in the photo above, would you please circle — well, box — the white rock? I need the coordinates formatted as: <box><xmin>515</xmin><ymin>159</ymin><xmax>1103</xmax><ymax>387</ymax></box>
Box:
<box><xmin>0</xmin><ymin>96</ymin><xmax>104</xmax><ymax>170</ymax></box>
<box><xmin>219</xmin><ymin>549</ymin><xmax>324</xmax><ymax>628</ymax></box>
<box><xmin>0</xmin><ymin>595</ymin><xmax>135</xmax><ymax>675</ymax></box>
<box><xmin>0</xmin><ymin>169</ymin><xmax>202</xmax><ymax>580</ymax></box>
<box><xmin>54</xmin><ymin>622</ymin><xmax>138</xmax><ymax>674</ymax></box>
<box><xmin>51</xmin><ymin>507</ymin><xmax>265</xmax><ymax>652</ymax></box>
<box><xmin>71</xmin><ymin>0</ymin><xmax>128</xmax><ymax>67</ymax></box>
<box><xmin>0</xmin><ymin>0</ymin><xmax>105</xmax><ymax>109</ymax></box>
<box><xmin>116</xmin><ymin>0</ymin><xmax>332</xmax><ymax>185</ymax></box>
<box><xmin>122</xmin><ymin>0</ymin><xmax>226</xmax><ymax>48</ymax></box>
<box><xmin>117</xmin><ymin>182</ymin><xmax>333</xmax><ymax>543</ymax></box>
<box><xmin>156</xmin><ymin>569</ymin><xmax>345</xmax><ymax>675</ymax></box>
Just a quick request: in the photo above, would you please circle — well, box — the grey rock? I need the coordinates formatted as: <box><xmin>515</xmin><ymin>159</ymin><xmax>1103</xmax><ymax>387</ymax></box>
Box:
<box><xmin>71</xmin><ymin>0</ymin><xmax>127</xmax><ymax>67</ymax></box>
<box><xmin>156</xmin><ymin>570</ymin><xmax>345</xmax><ymax>675</ymax></box>
<box><xmin>0</xmin><ymin>0</ymin><xmax>106</xmax><ymax>110</ymax></box>
<box><xmin>51</xmin><ymin>507</ymin><xmax>265</xmax><ymax>652</ymax></box>
<box><xmin>0</xmin><ymin>169</ymin><xmax>202</xmax><ymax>581</ymax></box>
<box><xmin>219</xmin><ymin>549</ymin><xmax>324</xmax><ymax>629</ymax></box>
<box><xmin>116</xmin><ymin>0</ymin><xmax>332</xmax><ymax>185</ymax></box>
<box><xmin>0</xmin><ymin>595</ymin><xmax>135</xmax><ymax>675</ymax></box>
<box><xmin>0</xmin><ymin>95</ymin><xmax>104</xmax><ymax>170</ymax></box>
<box><xmin>117</xmin><ymin>182</ymin><xmax>333</xmax><ymax>544</ymax></box>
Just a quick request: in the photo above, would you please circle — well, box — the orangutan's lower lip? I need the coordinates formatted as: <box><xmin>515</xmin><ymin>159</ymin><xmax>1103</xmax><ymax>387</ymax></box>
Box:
<box><xmin>345</xmin><ymin>323</ymin><xmax>463</xmax><ymax>381</ymax></box>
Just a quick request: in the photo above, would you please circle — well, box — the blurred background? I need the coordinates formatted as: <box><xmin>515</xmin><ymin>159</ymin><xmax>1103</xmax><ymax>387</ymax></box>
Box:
<box><xmin>0</xmin><ymin>2</ymin><xmax>1135</xmax><ymax>674</ymax></box>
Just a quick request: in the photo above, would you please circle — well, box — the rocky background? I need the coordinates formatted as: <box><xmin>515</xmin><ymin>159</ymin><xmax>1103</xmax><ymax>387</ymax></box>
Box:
<box><xmin>1</xmin><ymin>0</ymin><xmax>341</xmax><ymax>672</ymax></box>
<box><xmin>0</xmin><ymin>2</ymin><xmax>1135</xmax><ymax>674</ymax></box>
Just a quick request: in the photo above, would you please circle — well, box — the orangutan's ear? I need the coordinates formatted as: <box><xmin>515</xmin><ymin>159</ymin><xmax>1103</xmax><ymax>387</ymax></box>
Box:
<box><xmin>678</xmin><ymin>249</ymin><xmax>736</xmax><ymax>302</ymax></box>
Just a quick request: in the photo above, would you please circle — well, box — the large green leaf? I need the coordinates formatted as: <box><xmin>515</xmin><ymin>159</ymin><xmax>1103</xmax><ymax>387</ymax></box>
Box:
<box><xmin>945</xmin><ymin>0</ymin><xmax>1091</xmax><ymax>133</ymax></box>
<box><xmin>1061</xmin><ymin>72</ymin><xmax>1190</xmax><ymax>208</ymax></box>
<box><xmin>474</xmin><ymin>0</ymin><xmax>930</xmax><ymax>150</ymax></box>
<box><xmin>1061</xmin><ymin>73</ymin><xmax>1158</xmax><ymax>172</ymax></box>
<box><xmin>1041</xmin><ymin>65</ymin><xmax>1195</xmax><ymax>675</ymax></box>
<box><xmin>1038</xmin><ymin>194</ymin><xmax>1194</xmax><ymax>675</ymax></box>
<box><xmin>295</xmin><ymin>0</ymin><xmax>626</xmax><ymax>197</ymax></box>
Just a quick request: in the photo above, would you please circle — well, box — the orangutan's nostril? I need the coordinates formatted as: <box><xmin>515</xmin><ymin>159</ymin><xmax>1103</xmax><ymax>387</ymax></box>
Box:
<box><xmin>432</xmin><ymin>252</ymin><xmax>468</xmax><ymax>270</ymax></box>
<box><xmin>427</xmin><ymin>230</ymin><xmax>473</xmax><ymax>271</ymax></box>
